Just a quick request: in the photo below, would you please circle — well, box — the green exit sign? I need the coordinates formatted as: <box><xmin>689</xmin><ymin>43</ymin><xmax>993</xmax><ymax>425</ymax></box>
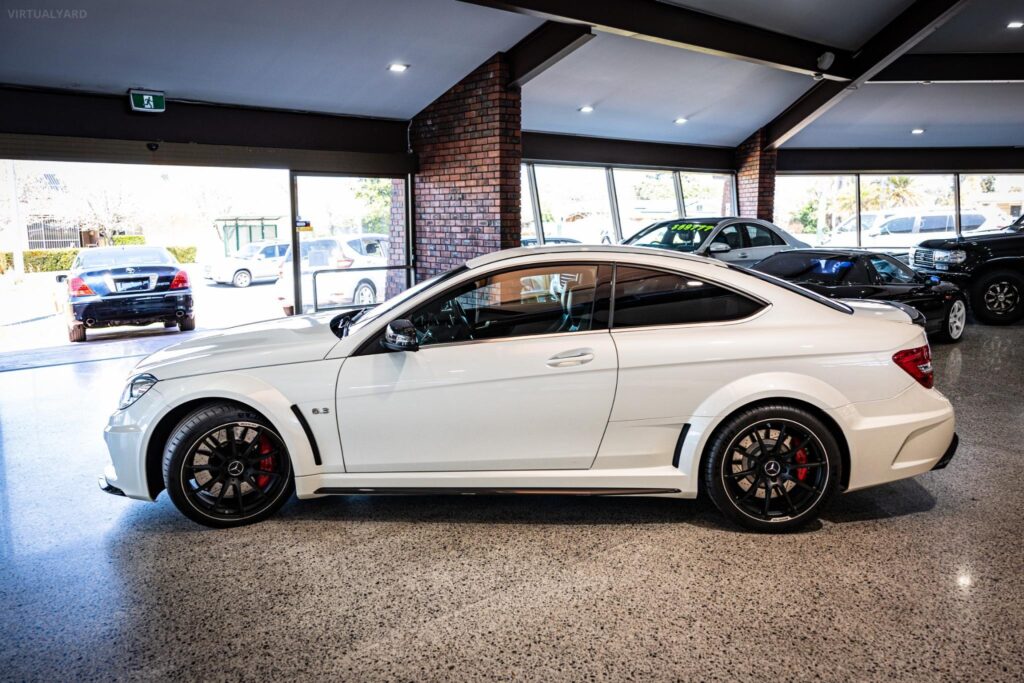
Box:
<box><xmin>129</xmin><ymin>89</ymin><xmax>165</xmax><ymax>113</ymax></box>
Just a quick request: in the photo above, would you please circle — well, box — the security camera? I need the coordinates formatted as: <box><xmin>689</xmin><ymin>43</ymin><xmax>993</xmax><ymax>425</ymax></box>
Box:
<box><xmin>146</xmin><ymin>142</ymin><xmax>159</xmax><ymax>152</ymax></box>
<box><xmin>817</xmin><ymin>51</ymin><xmax>835</xmax><ymax>71</ymax></box>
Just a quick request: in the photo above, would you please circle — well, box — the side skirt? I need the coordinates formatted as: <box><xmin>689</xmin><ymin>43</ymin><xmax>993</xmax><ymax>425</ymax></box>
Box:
<box><xmin>314</xmin><ymin>486</ymin><xmax>680</xmax><ymax>496</ymax></box>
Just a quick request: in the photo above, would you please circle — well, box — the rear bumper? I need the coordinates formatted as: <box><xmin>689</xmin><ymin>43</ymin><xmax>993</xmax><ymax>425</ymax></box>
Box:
<box><xmin>931</xmin><ymin>432</ymin><xmax>959</xmax><ymax>470</ymax></box>
<box><xmin>71</xmin><ymin>292</ymin><xmax>193</xmax><ymax>327</ymax></box>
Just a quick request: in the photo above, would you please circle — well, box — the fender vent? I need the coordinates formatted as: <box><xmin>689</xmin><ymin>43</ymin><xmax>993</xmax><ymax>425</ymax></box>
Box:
<box><xmin>290</xmin><ymin>405</ymin><xmax>322</xmax><ymax>466</ymax></box>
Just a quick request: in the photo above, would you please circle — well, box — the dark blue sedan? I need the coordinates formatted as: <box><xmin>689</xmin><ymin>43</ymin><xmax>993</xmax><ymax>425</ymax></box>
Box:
<box><xmin>57</xmin><ymin>246</ymin><xmax>195</xmax><ymax>342</ymax></box>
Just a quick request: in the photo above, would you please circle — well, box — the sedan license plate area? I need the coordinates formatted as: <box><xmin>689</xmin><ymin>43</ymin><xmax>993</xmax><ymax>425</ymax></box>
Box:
<box><xmin>115</xmin><ymin>277</ymin><xmax>152</xmax><ymax>293</ymax></box>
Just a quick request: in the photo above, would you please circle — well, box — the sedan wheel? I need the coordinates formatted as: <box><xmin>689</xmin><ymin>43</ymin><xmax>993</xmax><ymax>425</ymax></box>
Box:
<box><xmin>232</xmin><ymin>270</ymin><xmax>252</xmax><ymax>288</ymax></box>
<box><xmin>971</xmin><ymin>270</ymin><xmax>1024</xmax><ymax>325</ymax></box>
<box><xmin>938</xmin><ymin>299</ymin><xmax>967</xmax><ymax>343</ymax></box>
<box><xmin>163</xmin><ymin>403</ymin><xmax>294</xmax><ymax>527</ymax></box>
<box><xmin>353</xmin><ymin>281</ymin><xmax>376</xmax><ymax>305</ymax></box>
<box><xmin>704</xmin><ymin>405</ymin><xmax>840</xmax><ymax>532</ymax></box>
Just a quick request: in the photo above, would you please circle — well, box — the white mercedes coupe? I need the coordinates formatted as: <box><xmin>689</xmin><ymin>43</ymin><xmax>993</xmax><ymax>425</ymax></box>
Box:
<box><xmin>100</xmin><ymin>245</ymin><xmax>958</xmax><ymax>532</ymax></box>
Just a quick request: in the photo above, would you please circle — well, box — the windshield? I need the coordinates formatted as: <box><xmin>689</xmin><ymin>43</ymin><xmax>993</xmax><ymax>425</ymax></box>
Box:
<box><xmin>76</xmin><ymin>247</ymin><xmax>176</xmax><ymax>269</ymax></box>
<box><xmin>334</xmin><ymin>265</ymin><xmax>468</xmax><ymax>338</ymax></box>
<box><xmin>725</xmin><ymin>261</ymin><xmax>853</xmax><ymax>314</ymax></box>
<box><xmin>625</xmin><ymin>220</ymin><xmax>719</xmax><ymax>253</ymax></box>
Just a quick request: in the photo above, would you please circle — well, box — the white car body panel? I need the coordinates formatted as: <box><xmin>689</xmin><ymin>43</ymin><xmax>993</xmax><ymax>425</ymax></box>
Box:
<box><xmin>103</xmin><ymin>245</ymin><xmax>955</xmax><ymax>508</ymax></box>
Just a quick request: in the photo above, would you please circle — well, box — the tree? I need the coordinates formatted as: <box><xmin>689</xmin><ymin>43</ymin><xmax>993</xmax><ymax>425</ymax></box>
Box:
<box><xmin>355</xmin><ymin>178</ymin><xmax>393</xmax><ymax>234</ymax></box>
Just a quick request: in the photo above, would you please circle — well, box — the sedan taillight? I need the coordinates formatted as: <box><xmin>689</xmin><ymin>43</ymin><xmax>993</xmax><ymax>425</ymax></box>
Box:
<box><xmin>336</xmin><ymin>258</ymin><xmax>354</xmax><ymax>269</ymax></box>
<box><xmin>893</xmin><ymin>345</ymin><xmax>934</xmax><ymax>389</ymax></box>
<box><xmin>170</xmin><ymin>270</ymin><xmax>190</xmax><ymax>290</ymax></box>
<box><xmin>68</xmin><ymin>277</ymin><xmax>95</xmax><ymax>297</ymax></box>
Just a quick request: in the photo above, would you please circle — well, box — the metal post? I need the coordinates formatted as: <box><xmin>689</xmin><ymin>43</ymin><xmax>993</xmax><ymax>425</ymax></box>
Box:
<box><xmin>288</xmin><ymin>172</ymin><xmax>303</xmax><ymax>315</ymax></box>
<box><xmin>855</xmin><ymin>174</ymin><xmax>862</xmax><ymax>247</ymax></box>
<box><xmin>953</xmin><ymin>173</ymin><xmax>962</xmax><ymax>237</ymax></box>
<box><xmin>527</xmin><ymin>164</ymin><xmax>545</xmax><ymax>245</ymax></box>
<box><xmin>405</xmin><ymin>172</ymin><xmax>415</xmax><ymax>288</ymax></box>
<box><xmin>606</xmin><ymin>167</ymin><xmax>622</xmax><ymax>243</ymax></box>
<box><xmin>673</xmin><ymin>171</ymin><xmax>686</xmax><ymax>217</ymax></box>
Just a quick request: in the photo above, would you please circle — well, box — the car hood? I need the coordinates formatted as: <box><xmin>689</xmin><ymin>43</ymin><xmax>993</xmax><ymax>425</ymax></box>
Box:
<box><xmin>135</xmin><ymin>314</ymin><xmax>340</xmax><ymax>379</ymax></box>
<box><xmin>917</xmin><ymin>228</ymin><xmax>1021</xmax><ymax>250</ymax></box>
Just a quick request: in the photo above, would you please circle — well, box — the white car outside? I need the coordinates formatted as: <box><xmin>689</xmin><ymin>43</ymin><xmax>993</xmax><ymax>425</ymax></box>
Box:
<box><xmin>275</xmin><ymin>234</ymin><xmax>389</xmax><ymax>314</ymax></box>
<box><xmin>101</xmin><ymin>245</ymin><xmax>957</xmax><ymax>532</ymax></box>
<box><xmin>859</xmin><ymin>209</ymin><xmax>1011</xmax><ymax>249</ymax></box>
<box><xmin>204</xmin><ymin>241</ymin><xmax>289</xmax><ymax>288</ymax></box>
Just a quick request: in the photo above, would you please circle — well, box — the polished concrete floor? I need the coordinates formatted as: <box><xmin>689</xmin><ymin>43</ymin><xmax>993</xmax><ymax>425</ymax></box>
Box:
<box><xmin>1</xmin><ymin>325</ymin><xmax>1022</xmax><ymax>681</ymax></box>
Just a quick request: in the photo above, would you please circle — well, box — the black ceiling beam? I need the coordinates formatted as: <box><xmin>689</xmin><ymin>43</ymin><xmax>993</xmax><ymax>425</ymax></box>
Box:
<box><xmin>522</xmin><ymin>132</ymin><xmax>735</xmax><ymax>171</ymax></box>
<box><xmin>764</xmin><ymin>0</ymin><xmax>974</xmax><ymax>150</ymax></box>
<box><xmin>871</xmin><ymin>53</ymin><xmax>1024</xmax><ymax>83</ymax></box>
<box><xmin>461</xmin><ymin>0</ymin><xmax>851</xmax><ymax>80</ymax></box>
<box><xmin>778</xmin><ymin>147</ymin><xmax>1024</xmax><ymax>173</ymax></box>
<box><xmin>506</xmin><ymin>21</ymin><xmax>594</xmax><ymax>87</ymax></box>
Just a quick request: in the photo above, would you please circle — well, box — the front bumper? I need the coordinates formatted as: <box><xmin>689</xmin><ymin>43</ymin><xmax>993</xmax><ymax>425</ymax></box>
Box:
<box><xmin>72</xmin><ymin>292</ymin><xmax>193</xmax><ymax>327</ymax></box>
<box><xmin>101</xmin><ymin>387</ymin><xmax>164</xmax><ymax>501</ymax></box>
<box><xmin>98</xmin><ymin>467</ymin><xmax>126</xmax><ymax>497</ymax></box>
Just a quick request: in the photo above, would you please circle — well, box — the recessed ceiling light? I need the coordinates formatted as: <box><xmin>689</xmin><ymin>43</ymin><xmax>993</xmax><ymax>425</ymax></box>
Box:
<box><xmin>911</xmin><ymin>128</ymin><xmax>925</xmax><ymax>135</ymax></box>
<box><xmin>387</xmin><ymin>63</ymin><xmax>409</xmax><ymax>73</ymax></box>
<box><xmin>1007</xmin><ymin>20</ymin><xmax>1023</xmax><ymax>29</ymax></box>
<box><xmin>578</xmin><ymin>105</ymin><xmax>594</xmax><ymax>113</ymax></box>
<box><xmin>674</xmin><ymin>117</ymin><xmax>688</xmax><ymax>125</ymax></box>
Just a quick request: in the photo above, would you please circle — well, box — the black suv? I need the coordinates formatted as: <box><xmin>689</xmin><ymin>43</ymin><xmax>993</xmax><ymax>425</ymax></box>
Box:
<box><xmin>911</xmin><ymin>216</ymin><xmax>1024</xmax><ymax>325</ymax></box>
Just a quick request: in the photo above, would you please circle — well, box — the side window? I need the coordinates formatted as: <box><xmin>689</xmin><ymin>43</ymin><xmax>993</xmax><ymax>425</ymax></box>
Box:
<box><xmin>880</xmin><ymin>217</ymin><xmax>914</xmax><ymax>234</ymax></box>
<box><xmin>841</xmin><ymin>259</ymin><xmax>872</xmax><ymax>285</ymax></box>
<box><xmin>869</xmin><ymin>256</ymin><xmax>917</xmax><ymax>284</ymax></box>
<box><xmin>406</xmin><ymin>264</ymin><xmax>607</xmax><ymax>347</ymax></box>
<box><xmin>745</xmin><ymin>224</ymin><xmax>784</xmax><ymax>247</ymax></box>
<box><xmin>712</xmin><ymin>225</ymin><xmax>744</xmax><ymax>249</ymax></box>
<box><xmin>920</xmin><ymin>215</ymin><xmax>951</xmax><ymax>232</ymax></box>
<box><xmin>962</xmin><ymin>214</ymin><xmax>985</xmax><ymax>231</ymax></box>
<box><xmin>261</xmin><ymin>246</ymin><xmax>276</xmax><ymax>259</ymax></box>
<box><xmin>612</xmin><ymin>266</ymin><xmax>764</xmax><ymax>328</ymax></box>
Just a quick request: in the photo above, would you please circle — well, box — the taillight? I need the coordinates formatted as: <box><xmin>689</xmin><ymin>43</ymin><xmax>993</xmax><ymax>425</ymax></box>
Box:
<box><xmin>336</xmin><ymin>258</ymin><xmax>354</xmax><ymax>268</ymax></box>
<box><xmin>170</xmin><ymin>270</ymin><xmax>190</xmax><ymax>290</ymax></box>
<box><xmin>893</xmin><ymin>345</ymin><xmax>934</xmax><ymax>389</ymax></box>
<box><xmin>68</xmin><ymin>277</ymin><xmax>95</xmax><ymax>297</ymax></box>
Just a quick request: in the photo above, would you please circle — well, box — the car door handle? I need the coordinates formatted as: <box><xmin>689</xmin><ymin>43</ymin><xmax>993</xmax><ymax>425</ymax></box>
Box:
<box><xmin>546</xmin><ymin>350</ymin><xmax>595</xmax><ymax>367</ymax></box>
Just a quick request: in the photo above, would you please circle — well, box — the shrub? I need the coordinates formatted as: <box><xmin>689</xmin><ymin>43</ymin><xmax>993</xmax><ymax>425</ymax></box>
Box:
<box><xmin>0</xmin><ymin>252</ymin><xmax>12</xmax><ymax>273</ymax></box>
<box><xmin>24</xmin><ymin>249</ymin><xmax>80</xmax><ymax>272</ymax></box>
<box><xmin>113</xmin><ymin>234</ymin><xmax>146</xmax><ymax>246</ymax></box>
<box><xmin>167</xmin><ymin>246</ymin><xmax>197</xmax><ymax>264</ymax></box>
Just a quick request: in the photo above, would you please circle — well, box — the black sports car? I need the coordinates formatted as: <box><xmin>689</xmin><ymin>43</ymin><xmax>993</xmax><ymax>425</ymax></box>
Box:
<box><xmin>57</xmin><ymin>246</ymin><xmax>195</xmax><ymax>343</ymax></box>
<box><xmin>753</xmin><ymin>248</ymin><xmax>967</xmax><ymax>343</ymax></box>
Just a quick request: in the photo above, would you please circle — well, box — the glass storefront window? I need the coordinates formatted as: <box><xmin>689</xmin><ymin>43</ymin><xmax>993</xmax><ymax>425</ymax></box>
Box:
<box><xmin>679</xmin><ymin>172</ymin><xmax>736</xmax><ymax>217</ymax></box>
<box><xmin>520</xmin><ymin>164</ymin><xmax>539</xmax><ymax>246</ymax></box>
<box><xmin>613</xmin><ymin>169</ymin><xmax>678</xmax><ymax>240</ymax></box>
<box><xmin>533</xmin><ymin>165</ymin><xmax>615</xmax><ymax>245</ymax></box>
<box><xmin>958</xmin><ymin>174</ymin><xmax>1022</xmax><ymax>234</ymax></box>
<box><xmin>859</xmin><ymin>174</ymin><xmax>956</xmax><ymax>251</ymax></box>
<box><xmin>773</xmin><ymin>175</ymin><xmax>857</xmax><ymax>247</ymax></box>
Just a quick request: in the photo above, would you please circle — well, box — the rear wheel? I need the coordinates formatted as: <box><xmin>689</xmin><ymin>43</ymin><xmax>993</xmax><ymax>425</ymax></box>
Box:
<box><xmin>971</xmin><ymin>270</ymin><xmax>1024</xmax><ymax>325</ymax></box>
<box><xmin>163</xmin><ymin>403</ymin><xmax>294</xmax><ymax>528</ymax></box>
<box><xmin>68</xmin><ymin>323</ymin><xmax>86</xmax><ymax>343</ymax></box>
<box><xmin>232</xmin><ymin>270</ymin><xmax>252</xmax><ymax>288</ymax></box>
<box><xmin>178</xmin><ymin>315</ymin><xmax>196</xmax><ymax>332</ymax></box>
<box><xmin>353</xmin><ymin>280</ymin><xmax>376</xmax><ymax>305</ymax></box>
<box><xmin>703</xmin><ymin>404</ymin><xmax>841</xmax><ymax>533</ymax></box>
<box><xmin>934</xmin><ymin>297</ymin><xmax>967</xmax><ymax>343</ymax></box>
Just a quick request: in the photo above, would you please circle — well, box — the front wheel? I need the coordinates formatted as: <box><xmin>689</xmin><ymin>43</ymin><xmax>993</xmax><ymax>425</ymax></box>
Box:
<box><xmin>232</xmin><ymin>270</ymin><xmax>252</xmax><ymax>288</ymax></box>
<box><xmin>971</xmin><ymin>270</ymin><xmax>1024</xmax><ymax>325</ymax></box>
<box><xmin>353</xmin><ymin>281</ymin><xmax>376</xmax><ymax>305</ymax></box>
<box><xmin>163</xmin><ymin>403</ymin><xmax>294</xmax><ymax>528</ymax></box>
<box><xmin>934</xmin><ymin>297</ymin><xmax>967</xmax><ymax>343</ymax></box>
<box><xmin>703</xmin><ymin>405</ymin><xmax>841</xmax><ymax>533</ymax></box>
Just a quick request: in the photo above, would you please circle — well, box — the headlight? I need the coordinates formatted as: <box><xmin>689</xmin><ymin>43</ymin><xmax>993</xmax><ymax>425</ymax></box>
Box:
<box><xmin>119</xmin><ymin>373</ymin><xmax>158</xmax><ymax>410</ymax></box>
<box><xmin>933</xmin><ymin>249</ymin><xmax>967</xmax><ymax>264</ymax></box>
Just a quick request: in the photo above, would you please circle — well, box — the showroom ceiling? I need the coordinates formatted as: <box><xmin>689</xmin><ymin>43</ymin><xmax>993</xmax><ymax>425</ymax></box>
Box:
<box><xmin>0</xmin><ymin>0</ymin><xmax>1021</xmax><ymax>148</ymax></box>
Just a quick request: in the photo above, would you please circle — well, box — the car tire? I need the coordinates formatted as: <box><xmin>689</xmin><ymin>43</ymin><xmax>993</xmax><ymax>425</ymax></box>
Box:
<box><xmin>232</xmin><ymin>270</ymin><xmax>252</xmax><ymax>288</ymax></box>
<box><xmin>353</xmin><ymin>281</ymin><xmax>376</xmax><ymax>305</ymax></box>
<box><xmin>934</xmin><ymin>297</ymin><xmax>967</xmax><ymax>343</ymax></box>
<box><xmin>163</xmin><ymin>402</ymin><xmax>294</xmax><ymax>528</ymax></box>
<box><xmin>971</xmin><ymin>270</ymin><xmax>1024</xmax><ymax>325</ymax></box>
<box><xmin>702</xmin><ymin>404</ymin><xmax>841</xmax><ymax>533</ymax></box>
<box><xmin>178</xmin><ymin>316</ymin><xmax>196</xmax><ymax>332</ymax></box>
<box><xmin>68</xmin><ymin>323</ymin><xmax>86</xmax><ymax>343</ymax></box>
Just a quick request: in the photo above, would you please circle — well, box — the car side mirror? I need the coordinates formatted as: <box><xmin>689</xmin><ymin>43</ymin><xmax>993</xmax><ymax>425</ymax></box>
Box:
<box><xmin>708</xmin><ymin>242</ymin><xmax>731</xmax><ymax>254</ymax></box>
<box><xmin>381</xmin><ymin>319</ymin><xmax>419</xmax><ymax>352</ymax></box>
<box><xmin>55</xmin><ymin>274</ymin><xmax>68</xmax><ymax>283</ymax></box>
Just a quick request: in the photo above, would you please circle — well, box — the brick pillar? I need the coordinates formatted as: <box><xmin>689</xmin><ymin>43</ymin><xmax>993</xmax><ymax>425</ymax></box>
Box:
<box><xmin>385</xmin><ymin>178</ymin><xmax>408</xmax><ymax>298</ymax></box>
<box><xmin>410</xmin><ymin>53</ymin><xmax>522</xmax><ymax>281</ymax></box>
<box><xmin>735</xmin><ymin>128</ymin><xmax>777</xmax><ymax>221</ymax></box>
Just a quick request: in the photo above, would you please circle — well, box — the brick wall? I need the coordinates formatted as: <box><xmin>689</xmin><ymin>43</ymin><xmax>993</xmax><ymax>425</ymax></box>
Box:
<box><xmin>385</xmin><ymin>177</ymin><xmax>408</xmax><ymax>298</ymax></box>
<box><xmin>735</xmin><ymin>128</ymin><xmax>777</xmax><ymax>221</ymax></box>
<box><xmin>410</xmin><ymin>53</ymin><xmax>522</xmax><ymax>281</ymax></box>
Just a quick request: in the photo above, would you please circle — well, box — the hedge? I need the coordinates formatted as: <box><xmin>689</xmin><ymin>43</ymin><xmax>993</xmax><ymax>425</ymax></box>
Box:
<box><xmin>0</xmin><ymin>245</ymin><xmax>197</xmax><ymax>272</ymax></box>
<box><xmin>113</xmin><ymin>234</ymin><xmax>146</xmax><ymax>246</ymax></box>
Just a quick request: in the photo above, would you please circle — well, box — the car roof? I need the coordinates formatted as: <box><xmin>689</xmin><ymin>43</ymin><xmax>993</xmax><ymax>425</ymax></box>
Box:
<box><xmin>80</xmin><ymin>245</ymin><xmax>168</xmax><ymax>253</ymax></box>
<box><xmin>465</xmin><ymin>244</ymin><xmax>729</xmax><ymax>270</ymax></box>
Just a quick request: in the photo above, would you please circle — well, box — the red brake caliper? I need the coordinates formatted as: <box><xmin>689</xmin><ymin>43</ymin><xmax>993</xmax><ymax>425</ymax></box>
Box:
<box><xmin>795</xmin><ymin>447</ymin><xmax>808</xmax><ymax>482</ymax></box>
<box><xmin>255</xmin><ymin>433</ymin><xmax>275</xmax><ymax>489</ymax></box>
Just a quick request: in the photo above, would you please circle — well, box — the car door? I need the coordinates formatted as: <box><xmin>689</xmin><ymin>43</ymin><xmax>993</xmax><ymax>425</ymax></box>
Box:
<box><xmin>335</xmin><ymin>262</ymin><xmax>618</xmax><ymax>473</ymax></box>
<box><xmin>865</xmin><ymin>254</ymin><xmax>944</xmax><ymax>320</ymax></box>
<box><xmin>255</xmin><ymin>245</ymin><xmax>279</xmax><ymax>279</ymax></box>
<box><xmin>701</xmin><ymin>223</ymin><xmax>748</xmax><ymax>264</ymax></box>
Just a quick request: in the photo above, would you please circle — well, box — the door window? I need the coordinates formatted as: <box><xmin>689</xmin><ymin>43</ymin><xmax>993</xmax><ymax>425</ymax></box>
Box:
<box><xmin>612</xmin><ymin>266</ymin><xmax>764</xmax><ymax>328</ymax></box>
<box><xmin>405</xmin><ymin>264</ymin><xmax>607</xmax><ymax>347</ymax></box>
<box><xmin>920</xmin><ymin>214</ymin><xmax>952</xmax><ymax>232</ymax></box>
<box><xmin>744</xmin><ymin>223</ymin><xmax>786</xmax><ymax>247</ymax></box>
<box><xmin>879</xmin><ymin>217</ymin><xmax>915</xmax><ymax>234</ymax></box>
<box><xmin>711</xmin><ymin>225</ymin><xmax>744</xmax><ymax>249</ymax></box>
<box><xmin>869</xmin><ymin>256</ymin><xmax>918</xmax><ymax>284</ymax></box>
<box><xmin>260</xmin><ymin>246</ymin><xmax>277</xmax><ymax>259</ymax></box>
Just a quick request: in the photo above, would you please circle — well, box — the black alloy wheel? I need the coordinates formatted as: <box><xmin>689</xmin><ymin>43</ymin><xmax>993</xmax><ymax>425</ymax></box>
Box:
<box><xmin>164</xmin><ymin>403</ymin><xmax>294</xmax><ymax>527</ymax></box>
<box><xmin>971</xmin><ymin>270</ymin><xmax>1024</xmax><ymax>325</ymax></box>
<box><xmin>704</xmin><ymin>405</ymin><xmax>840</xmax><ymax>532</ymax></box>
